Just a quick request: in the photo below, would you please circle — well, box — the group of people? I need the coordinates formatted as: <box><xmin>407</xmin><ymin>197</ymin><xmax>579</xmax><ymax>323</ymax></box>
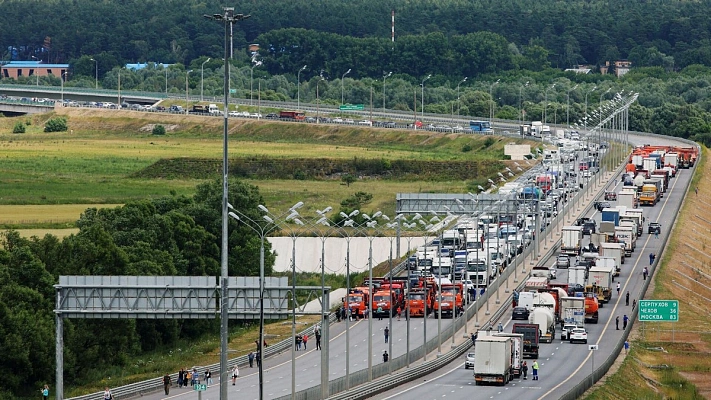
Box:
<box><xmin>295</xmin><ymin>324</ymin><xmax>323</xmax><ymax>351</ymax></box>
<box><xmin>521</xmin><ymin>360</ymin><xmax>539</xmax><ymax>380</ymax></box>
<box><xmin>176</xmin><ymin>367</ymin><xmax>211</xmax><ymax>388</ymax></box>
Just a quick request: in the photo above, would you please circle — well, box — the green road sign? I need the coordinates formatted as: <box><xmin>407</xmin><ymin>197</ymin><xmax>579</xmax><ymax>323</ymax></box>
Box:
<box><xmin>193</xmin><ymin>384</ymin><xmax>207</xmax><ymax>391</ymax></box>
<box><xmin>339</xmin><ymin>104</ymin><xmax>364</xmax><ymax>111</ymax></box>
<box><xmin>639</xmin><ymin>300</ymin><xmax>679</xmax><ymax>322</ymax></box>
<box><xmin>229</xmin><ymin>89</ymin><xmax>237</xmax><ymax>94</ymax></box>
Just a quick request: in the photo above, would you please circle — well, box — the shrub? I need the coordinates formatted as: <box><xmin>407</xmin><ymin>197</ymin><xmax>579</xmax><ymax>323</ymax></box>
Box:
<box><xmin>12</xmin><ymin>122</ymin><xmax>26</xmax><ymax>133</ymax></box>
<box><xmin>152</xmin><ymin>124</ymin><xmax>166</xmax><ymax>135</ymax></box>
<box><xmin>44</xmin><ymin>117</ymin><xmax>68</xmax><ymax>132</ymax></box>
<box><xmin>484</xmin><ymin>137</ymin><xmax>495</xmax><ymax>148</ymax></box>
<box><xmin>462</xmin><ymin>143</ymin><xmax>472</xmax><ymax>152</ymax></box>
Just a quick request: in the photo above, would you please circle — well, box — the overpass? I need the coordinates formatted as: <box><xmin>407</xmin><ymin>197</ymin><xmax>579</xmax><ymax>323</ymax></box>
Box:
<box><xmin>0</xmin><ymin>98</ymin><xmax>56</xmax><ymax>115</ymax></box>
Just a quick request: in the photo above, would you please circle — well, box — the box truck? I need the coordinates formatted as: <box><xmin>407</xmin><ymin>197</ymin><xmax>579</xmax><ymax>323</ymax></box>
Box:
<box><xmin>474</xmin><ymin>336</ymin><xmax>514</xmax><ymax>385</ymax></box>
<box><xmin>561</xmin><ymin>226</ymin><xmax>583</xmax><ymax>256</ymax></box>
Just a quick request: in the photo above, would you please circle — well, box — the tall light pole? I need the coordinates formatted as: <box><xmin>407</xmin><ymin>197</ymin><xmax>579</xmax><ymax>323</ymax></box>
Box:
<box><xmin>421</xmin><ymin>74</ymin><xmax>431</xmax><ymax>122</ymax></box>
<box><xmin>203</xmin><ymin>7</ymin><xmax>250</xmax><ymax>400</ymax></box>
<box><xmin>341</xmin><ymin>68</ymin><xmax>351</xmax><ymax>105</ymax></box>
<box><xmin>250</xmin><ymin>59</ymin><xmax>262</xmax><ymax>106</ymax></box>
<box><xmin>584</xmin><ymin>86</ymin><xmax>597</xmax><ymax>132</ymax></box>
<box><xmin>519</xmin><ymin>81</ymin><xmax>529</xmax><ymax>126</ymax></box>
<box><xmin>383</xmin><ymin>71</ymin><xmax>392</xmax><ymax>113</ymax></box>
<box><xmin>544</xmin><ymin>83</ymin><xmax>556</xmax><ymax>124</ymax></box>
<box><xmin>316</xmin><ymin>74</ymin><xmax>325</xmax><ymax>122</ymax></box>
<box><xmin>201</xmin><ymin>58</ymin><xmax>211</xmax><ymax>102</ymax></box>
<box><xmin>60</xmin><ymin>72</ymin><xmax>67</xmax><ymax>102</ymax></box>
<box><xmin>90</xmin><ymin>58</ymin><xmax>97</xmax><ymax>89</ymax></box>
<box><xmin>489</xmin><ymin>79</ymin><xmax>500</xmax><ymax>126</ymax></box>
<box><xmin>117</xmin><ymin>67</ymin><xmax>123</xmax><ymax>106</ymax></box>
<box><xmin>164</xmin><ymin>64</ymin><xmax>168</xmax><ymax>94</ymax></box>
<box><xmin>457</xmin><ymin>77</ymin><xmax>468</xmax><ymax>120</ymax></box>
<box><xmin>297</xmin><ymin>65</ymin><xmax>307</xmax><ymax>110</ymax></box>
<box><xmin>567</xmin><ymin>84</ymin><xmax>578</xmax><ymax>127</ymax></box>
<box><xmin>185</xmin><ymin>69</ymin><xmax>192</xmax><ymax>114</ymax></box>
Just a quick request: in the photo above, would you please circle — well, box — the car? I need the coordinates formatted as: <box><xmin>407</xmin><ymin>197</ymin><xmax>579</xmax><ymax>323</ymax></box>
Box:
<box><xmin>556</xmin><ymin>254</ymin><xmax>570</xmax><ymax>269</ymax></box>
<box><xmin>266</xmin><ymin>113</ymin><xmax>279</xmax><ymax>119</ymax></box>
<box><xmin>169</xmin><ymin>105</ymin><xmax>184</xmax><ymax>113</ymax></box>
<box><xmin>465</xmin><ymin>352</ymin><xmax>476</xmax><ymax>369</ymax></box>
<box><xmin>604</xmin><ymin>191</ymin><xmax>617</xmax><ymax>201</ymax></box>
<box><xmin>575</xmin><ymin>217</ymin><xmax>593</xmax><ymax>227</ymax></box>
<box><xmin>569</xmin><ymin>327</ymin><xmax>588</xmax><ymax>344</ymax></box>
<box><xmin>344</xmin><ymin>118</ymin><xmax>355</xmax><ymax>124</ymax></box>
<box><xmin>250</xmin><ymin>113</ymin><xmax>262</xmax><ymax>118</ymax></box>
<box><xmin>332</xmin><ymin>117</ymin><xmax>343</xmax><ymax>123</ymax></box>
<box><xmin>228</xmin><ymin>111</ymin><xmax>240</xmax><ymax>117</ymax></box>
<box><xmin>155</xmin><ymin>106</ymin><xmax>166</xmax><ymax>111</ymax></box>
<box><xmin>561</xmin><ymin>324</ymin><xmax>578</xmax><ymax>340</ymax></box>
<box><xmin>512</xmin><ymin>307</ymin><xmax>530</xmax><ymax>320</ymax></box>
<box><xmin>594</xmin><ymin>201</ymin><xmax>611</xmax><ymax>211</ymax></box>
<box><xmin>648</xmin><ymin>222</ymin><xmax>662</xmax><ymax>234</ymax></box>
<box><xmin>582</xmin><ymin>221</ymin><xmax>597</xmax><ymax>235</ymax></box>
<box><xmin>548</xmin><ymin>267</ymin><xmax>557</xmax><ymax>280</ymax></box>
<box><xmin>383</xmin><ymin>121</ymin><xmax>397</xmax><ymax>128</ymax></box>
<box><xmin>358</xmin><ymin>120</ymin><xmax>372</xmax><ymax>126</ymax></box>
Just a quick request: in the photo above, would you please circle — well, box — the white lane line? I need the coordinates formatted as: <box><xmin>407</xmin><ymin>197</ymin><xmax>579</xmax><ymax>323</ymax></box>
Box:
<box><xmin>379</xmin><ymin>363</ymin><xmax>464</xmax><ymax>400</ymax></box>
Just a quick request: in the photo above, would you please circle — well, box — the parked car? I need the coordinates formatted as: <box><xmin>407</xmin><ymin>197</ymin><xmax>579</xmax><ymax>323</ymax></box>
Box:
<box><xmin>561</xmin><ymin>324</ymin><xmax>578</xmax><ymax>340</ymax></box>
<box><xmin>582</xmin><ymin>221</ymin><xmax>597</xmax><ymax>235</ymax></box>
<box><xmin>594</xmin><ymin>201</ymin><xmax>611</xmax><ymax>211</ymax></box>
<box><xmin>604</xmin><ymin>191</ymin><xmax>617</xmax><ymax>201</ymax></box>
<box><xmin>569</xmin><ymin>328</ymin><xmax>588</xmax><ymax>344</ymax></box>
<box><xmin>648</xmin><ymin>222</ymin><xmax>662</xmax><ymax>234</ymax></box>
<box><xmin>465</xmin><ymin>352</ymin><xmax>476</xmax><ymax>369</ymax></box>
<box><xmin>556</xmin><ymin>254</ymin><xmax>570</xmax><ymax>269</ymax></box>
<box><xmin>512</xmin><ymin>307</ymin><xmax>530</xmax><ymax>320</ymax></box>
<box><xmin>266</xmin><ymin>113</ymin><xmax>279</xmax><ymax>119</ymax></box>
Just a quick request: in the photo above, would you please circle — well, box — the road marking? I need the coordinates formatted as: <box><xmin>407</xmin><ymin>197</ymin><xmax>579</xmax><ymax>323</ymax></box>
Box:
<box><xmin>378</xmin><ymin>363</ymin><xmax>464</xmax><ymax>399</ymax></box>
<box><xmin>538</xmin><ymin>171</ymin><xmax>681</xmax><ymax>399</ymax></box>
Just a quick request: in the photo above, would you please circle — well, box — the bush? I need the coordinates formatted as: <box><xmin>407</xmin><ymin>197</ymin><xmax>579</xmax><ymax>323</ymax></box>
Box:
<box><xmin>484</xmin><ymin>137</ymin><xmax>495</xmax><ymax>148</ymax></box>
<box><xmin>462</xmin><ymin>143</ymin><xmax>472</xmax><ymax>152</ymax></box>
<box><xmin>12</xmin><ymin>122</ymin><xmax>26</xmax><ymax>133</ymax></box>
<box><xmin>44</xmin><ymin>117</ymin><xmax>68</xmax><ymax>132</ymax></box>
<box><xmin>152</xmin><ymin>124</ymin><xmax>166</xmax><ymax>135</ymax></box>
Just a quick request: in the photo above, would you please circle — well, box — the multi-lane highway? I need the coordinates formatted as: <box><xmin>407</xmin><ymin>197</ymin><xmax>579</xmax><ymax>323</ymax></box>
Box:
<box><xmin>373</xmin><ymin>134</ymin><xmax>692</xmax><ymax>400</ymax></box>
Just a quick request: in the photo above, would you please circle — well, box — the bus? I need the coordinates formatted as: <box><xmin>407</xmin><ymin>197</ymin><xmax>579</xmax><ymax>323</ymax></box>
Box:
<box><xmin>279</xmin><ymin>110</ymin><xmax>306</xmax><ymax>121</ymax></box>
<box><xmin>469</xmin><ymin>120</ymin><xmax>493</xmax><ymax>133</ymax></box>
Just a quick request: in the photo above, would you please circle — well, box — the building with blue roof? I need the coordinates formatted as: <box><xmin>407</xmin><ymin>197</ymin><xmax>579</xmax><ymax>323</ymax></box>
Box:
<box><xmin>1</xmin><ymin>60</ymin><xmax>69</xmax><ymax>80</ymax></box>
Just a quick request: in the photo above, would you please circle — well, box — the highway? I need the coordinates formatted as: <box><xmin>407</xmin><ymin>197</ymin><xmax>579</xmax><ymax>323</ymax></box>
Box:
<box><xmin>373</xmin><ymin>134</ymin><xmax>692</xmax><ymax>400</ymax></box>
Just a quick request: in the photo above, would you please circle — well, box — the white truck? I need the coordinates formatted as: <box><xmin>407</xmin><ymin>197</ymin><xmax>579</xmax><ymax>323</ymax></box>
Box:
<box><xmin>560</xmin><ymin>296</ymin><xmax>585</xmax><ymax>327</ymax></box>
<box><xmin>617</xmin><ymin>190</ymin><xmax>638</xmax><ymax>209</ymax></box>
<box><xmin>643</xmin><ymin>157</ymin><xmax>658</xmax><ymax>173</ymax></box>
<box><xmin>568</xmin><ymin>266</ymin><xmax>587</xmax><ymax>288</ymax></box>
<box><xmin>524</xmin><ymin>276</ymin><xmax>550</xmax><ymax>292</ymax></box>
<box><xmin>619</xmin><ymin>220</ymin><xmax>639</xmax><ymax>242</ymax></box>
<box><xmin>614</xmin><ymin>226</ymin><xmax>635</xmax><ymax>256</ymax></box>
<box><xmin>493</xmin><ymin>333</ymin><xmax>524</xmax><ymax>378</ymax></box>
<box><xmin>474</xmin><ymin>336</ymin><xmax>514</xmax><ymax>385</ymax></box>
<box><xmin>529</xmin><ymin>307</ymin><xmax>556</xmax><ymax>343</ymax></box>
<box><xmin>466</xmin><ymin>257</ymin><xmax>490</xmax><ymax>287</ymax></box>
<box><xmin>208</xmin><ymin>103</ymin><xmax>220</xmax><ymax>114</ymax></box>
<box><xmin>599</xmin><ymin>242</ymin><xmax>624</xmax><ymax>266</ymax></box>
<box><xmin>665</xmin><ymin>153</ymin><xmax>679</xmax><ymax>169</ymax></box>
<box><xmin>588</xmin><ymin>265</ymin><xmax>615</xmax><ymax>304</ymax></box>
<box><xmin>595</xmin><ymin>256</ymin><xmax>619</xmax><ymax>277</ymax></box>
<box><xmin>561</xmin><ymin>226</ymin><xmax>583</xmax><ymax>256</ymax></box>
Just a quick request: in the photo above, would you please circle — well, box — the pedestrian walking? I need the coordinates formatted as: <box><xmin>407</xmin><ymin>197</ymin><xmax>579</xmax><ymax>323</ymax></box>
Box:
<box><xmin>384</xmin><ymin>326</ymin><xmax>390</xmax><ymax>343</ymax></box>
<box><xmin>397</xmin><ymin>306</ymin><xmax>402</xmax><ymax>321</ymax></box>
<box><xmin>205</xmin><ymin>369</ymin><xmax>212</xmax><ymax>386</ymax></box>
<box><xmin>616</xmin><ymin>316</ymin><xmax>620</xmax><ymax>330</ymax></box>
<box><xmin>633</xmin><ymin>299</ymin><xmax>637</xmax><ymax>309</ymax></box>
<box><xmin>648</xmin><ymin>253</ymin><xmax>655</xmax><ymax>266</ymax></box>
<box><xmin>192</xmin><ymin>368</ymin><xmax>199</xmax><ymax>385</ymax></box>
<box><xmin>231</xmin><ymin>365</ymin><xmax>239</xmax><ymax>385</ymax></box>
<box><xmin>178</xmin><ymin>367</ymin><xmax>185</xmax><ymax>387</ymax></box>
<box><xmin>655</xmin><ymin>230</ymin><xmax>659</xmax><ymax>239</ymax></box>
<box><xmin>498</xmin><ymin>322</ymin><xmax>503</xmax><ymax>332</ymax></box>
<box><xmin>471</xmin><ymin>332</ymin><xmax>477</xmax><ymax>345</ymax></box>
<box><xmin>337</xmin><ymin>306</ymin><xmax>342</xmax><ymax>322</ymax></box>
<box><xmin>341</xmin><ymin>307</ymin><xmax>346</xmax><ymax>321</ymax></box>
<box><xmin>532</xmin><ymin>360</ymin><xmax>539</xmax><ymax>380</ymax></box>
<box><xmin>248</xmin><ymin>351</ymin><xmax>255</xmax><ymax>368</ymax></box>
<box><xmin>522</xmin><ymin>362</ymin><xmax>528</xmax><ymax>380</ymax></box>
<box><xmin>624</xmin><ymin>340</ymin><xmax>630</xmax><ymax>354</ymax></box>
<box><xmin>377</xmin><ymin>305</ymin><xmax>384</xmax><ymax>321</ymax></box>
<box><xmin>182</xmin><ymin>367</ymin><xmax>189</xmax><ymax>387</ymax></box>
<box><xmin>185</xmin><ymin>369</ymin><xmax>192</xmax><ymax>387</ymax></box>
<box><xmin>41</xmin><ymin>384</ymin><xmax>49</xmax><ymax>400</ymax></box>
<box><xmin>365</xmin><ymin>306</ymin><xmax>370</xmax><ymax>319</ymax></box>
<box><xmin>626</xmin><ymin>291</ymin><xmax>630</xmax><ymax>306</ymax></box>
<box><xmin>616</xmin><ymin>282</ymin><xmax>621</xmax><ymax>296</ymax></box>
<box><xmin>623</xmin><ymin>314</ymin><xmax>629</xmax><ymax>329</ymax></box>
<box><xmin>303</xmin><ymin>334</ymin><xmax>309</xmax><ymax>350</ymax></box>
<box><xmin>295</xmin><ymin>334</ymin><xmax>302</xmax><ymax>350</ymax></box>
<box><xmin>256</xmin><ymin>351</ymin><xmax>261</xmax><ymax>368</ymax></box>
<box><xmin>163</xmin><ymin>373</ymin><xmax>171</xmax><ymax>395</ymax></box>
<box><xmin>103</xmin><ymin>387</ymin><xmax>113</xmax><ymax>400</ymax></box>
<box><xmin>383</xmin><ymin>350</ymin><xmax>389</xmax><ymax>362</ymax></box>
<box><xmin>643</xmin><ymin>266</ymin><xmax>649</xmax><ymax>280</ymax></box>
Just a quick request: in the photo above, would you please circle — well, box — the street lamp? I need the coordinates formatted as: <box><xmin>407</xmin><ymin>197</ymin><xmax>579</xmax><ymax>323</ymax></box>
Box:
<box><xmin>60</xmin><ymin>72</ymin><xmax>68</xmax><ymax>102</ymax></box>
<box><xmin>567</xmin><ymin>84</ymin><xmax>579</xmax><ymax>127</ymax></box>
<box><xmin>250</xmin><ymin>59</ymin><xmax>262</xmax><ymax>106</ymax></box>
<box><xmin>383</xmin><ymin>71</ymin><xmax>392</xmax><ymax>113</ymax></box>
<box><xmin>201</xmin><ymin>58</ymin><xmax>211</xmax><ymax>102</ymax></box>
<box><xmin>519</xmin><ymin>81</ymin><xmax>529</xmax><ymax>126</ymax></box>
<box><xmin>90</xmin><ymin>58</ymin><xmax>97</xmax><ymax>89</ymax></box>
<box><xmin>421</xmin><ymin>74</ymin><xmax>431</xmax><ymax>122</ymax></box>
<box><xmin>297</xmin><ymin>65</ymin><xmax>307</xmax><ymax>110</ymax></box>
<box><xmin>489</xmin><ymin>79</ymin><xmax>500</xmax><ymax>126</ymax></box>
<box><xmin>457</xmin><ymin>77</ymin><xmax>468</xmax><ymax>120</ymax></box>
<box><xmin>164</xmin><ymin>64</ymin><xmax>168</xmax><ymax>94</ymax></box>
<box><xmin>341</xmin><ymin>68</ymin><xmax>351</xmax><ymax>105</ymax></box>
<box><xmin>316</xmin><ymin>74</ymin><xmax>325</xmax><ymax>122</ymax></box>
<box><xmin>185</xmin><ymin>69</ymin><xmax>192</xmax><ymax>114</ymax></box>
<box><xmin>117</xmin><ymin>67</ymin><xmax>123</xmax><ymax>106</ymax></box>
<box><xmin>544</xmin><ymin>83</ymin><xmax>556</xmax><ymax>124</ymax></box>
<box><xmin>31</xmin><ymin>56</ymin><xmax>40</xmax><ymax>86</ymax></box>
<box><xmin>585</xmin><ymin>86</ymin><xmax>597</xmax><ymax>132</ymax></box>
<box><xmin>203</xmin><ymin>7</ymin><xmax>250</xmax><ymax>400</ymax></box>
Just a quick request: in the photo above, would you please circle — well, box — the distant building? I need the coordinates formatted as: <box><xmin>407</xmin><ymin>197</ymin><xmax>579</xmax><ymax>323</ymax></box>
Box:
<box><xmin>601</xmin><ymin>60</ymin><xmax>632</xmax><ymax>78</ymax></box>
<box><xmin>564</xmin><ymin>65</ymin><xmax>592</xmax><ymax>74</ymax></box>
<box><xmin>125</xmin><ymin>62</ymin><xmax>171</xmax><ymax>71</ymax></box>
<box><xmin>1</xmin><ymin>61</ymin><xmax>68</xmax><ymax>80</ymax></box>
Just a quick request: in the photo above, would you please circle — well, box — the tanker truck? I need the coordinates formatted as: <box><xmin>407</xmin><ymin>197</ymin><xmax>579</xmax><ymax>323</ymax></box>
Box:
<box><xmin>528</xmin><ymin>307</ymin><xmax>556</xmax><ymax>343</ymax></box>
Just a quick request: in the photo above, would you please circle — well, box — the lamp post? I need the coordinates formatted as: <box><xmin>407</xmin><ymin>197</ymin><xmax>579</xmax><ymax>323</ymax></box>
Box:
<box><xmin>117</xmin><ymin>67</ymin><xmax>122</xmax><ymax>106</ymax></box>
<box><xmin>90</xmin><ymin>58</ymin><xmax>97</xmax><ymax>89</ymax></box>
<box><xmin>341</xmin><ymin>68</ymin><xmax>351</xmax><ymax>106</ymax></box>
<box><xmin>544</xmin><ymin>83</ymin><xmax>556</xmax><ymax>124</ymax></box>
<box><xmin>203</xmin><ymin>8</ymin><xmax>250</xmax><ymax>400</ymax></box>
<box><xmin>519</xmin><ymin>81</ymin><xmax>529</xmax><ymax>126</ymax></box>
<box><xmin>185</xmin><ymin>70</ymin><xmax>192</xmax><ymax>114</ymax></box>
<box><xmin>337</xmin><ymin>211</ymin><xmax>362</xmax><ymax>390</ymax></box>
<box><xmin>250</xmin><ymin>59</ymin><xmax>262</xmax><ymax>106</ymax></box>
<box><xmin>488</xmin><ymin>79</ymin><xmax>500</xmax><ymax>127</ymax></box>
<box><xmin>164</xmin><ymin>64</ymin><xmax>168</xmax><ymax>94</ymax></box>
<box><xmin>297</xmin><ymin>65</ymin><xmax>307</xmax><ymax>110</ymax></box>
<box><xmin>584</xmin><ymin>86</ymin><xmax>597</xmax><ymax>133</ymax></box>
<box><xmin>60</xmin><ymin>72</ymin><xmax>67</xmax><ymax>102</ymax></box>
<box><xmin>421</xmin><ymin>74</ymin><xmax>431</xmax><ymax>122</ymax></box>
<box><xmin>316</xmin><ymin>74</ymin><xmax>325</xmax><ymax>123</ymax></box>
<box><xmin>201</xmin><ymin>58</ymin><xmax>211</xmax><ymax>102</ymax></box>
<box><xmin>567</xmin><ymin>84</ymin><xmax>579</xmax><ymax>128</ymax></box>
<box><xmin>383</xmin><ymin>71</ymin><xmax>392</xmax><ymax>113</ymax></box>
<box><xmin>457</xmin><ymin>77</ymin><xmax>468</xmax><ymax>120</ymax></box>
<box><xmin>312</xmin><ymin>207</ymin><xmax>333</xmax><ymax>398</ymax></box>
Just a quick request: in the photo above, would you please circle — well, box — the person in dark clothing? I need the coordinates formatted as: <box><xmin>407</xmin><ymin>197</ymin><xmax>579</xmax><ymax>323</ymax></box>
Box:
<box><xmin>248</xmin><ymin>351</ymin><xmax>255</xmax><ymax>368</ymax></box>
<box><xmin>178</xmin><ymin>368</ymin><xmax>184</xmax><ymax>388</ymax></box>
<box><xmin>163</xmin><ymin>373</ymin><xmax>171</xmax><ymax>395</ymax></box>
<box><xmin>616</xmin><ymin>316</ymin><xmax>620</xmax><ymax>330</ymax></box>
<box><xmin>623</xmin><ymin>314</ymin><xmax>629</xmax><ymax>329</ymax></box>
<box><xmin>522</xmin><ymin>361</ymin><xmax>528</xmax><ymax>380</ymax></box>
<box><xmin>384</xmin><ymin>326</ymin><xmax>390</xmax><ymax>343</ymax></box>
<box><xmin>383</xmin><ymin>350</ymin><xmax>389</xmax><ymax>362</ymax></box>
<box><xmin>625</xmin><ymin>291</ymin><xmax>630</xmax><ymax>306</ymax></box>
<box><xmin>315</xmin><ymin>330</ymin><xmax>322</xmax><ymax>350</ymax></box>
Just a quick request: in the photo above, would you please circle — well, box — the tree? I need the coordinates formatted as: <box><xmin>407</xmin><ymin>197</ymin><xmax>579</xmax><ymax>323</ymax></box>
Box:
<box><xmin>341</xmin><ymin>174</ymin><xmax>356</xmax><ymax>187</ymax></box>
<box><xmin>152</xmin><ymin>124</ymin><xmax>166</xmax><ymax>135</ymax></box>
<box><xmin>12</xmin><ymin>122</ymin><xmax>25</xmax><ymax>133</ymax></box>
<box><xmin>44</xmin><ymin>117</ymin><xmax>68</xmax><ymax>132</ymax></box>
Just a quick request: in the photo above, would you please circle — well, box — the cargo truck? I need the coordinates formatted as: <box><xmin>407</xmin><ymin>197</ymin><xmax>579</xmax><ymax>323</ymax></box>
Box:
<box><xmin>651</xmin><ymin>174</ymin><xmax>668</xmax><ymax>194</ymax></box>
<box><xmin>568</xmin><ymin>266</ymin><xmax>587</xmax><ymax>289</ymax></box>
<box><xmin>619</xmin><ymin>220</ymin><xmax>639</xmax><ymax>243</ymax></box>
<box><xmin>583</xmin><ymin>292</ymin><xmax>600</xmax><ymax>323</ymax></box>
<box><xmin>644</xmin><ymin>179</ymin><xmax>663</xmax><ymax>198</ymax></box>
<box><xmin>512</xmin><ymin>323</ymin><xmax>540</xmax><ymax>358</ymax></box>
<box><xmin>560</xmin><ymin>296</ymin><xmax>585</xmax><ymax>328</ymax></box>
<box><xmin>524</xmin><ymin>276</ymin><xmax>550</xmax><ymax>292</ymax></box>
<box><xmin>474</xmin><ymin>336</ymin><xmax>514</xmax><ymax>385</ymax></box>
<box><xmin>588</xmin><ymin>265</ymin><xmax>615</xmax><ymax>303</ymax></box>
<box><xmin>618</xmin><ymin>190</ymin><xmax>638</xmax><ymax>209</ymax></box>
<box><xmin>599</xmin><ymin>242</ymin><xmax>624</xmax><ymax>266</ymax></box>
<box><xmin>561</xmin><ymin>226</ymin><xmax>584</xmax><ymax>256</ymax></box>
<box><xmin>493</xmin><ymin>333</ymin><xmax>524</xmax><ymax>378</ymax></box>
<box><xmin>622</xmin><ymin>209</ymin><xmax>644</xmax><ymax>236</ymax></box>
<box><xmin>601</xmin><ymin>208</ymin><xmax>621</xmax><ymax>226</ymax></box>
<box><xmin>529</xmin><ymin>307</ymin><xmax>556</xmax><ymax>343</ymax></box>
<box><xmin>595</xmin><ymin>257</ymin><xmax>619</xmax><ymax>277</ymax></box>
<box><xmin>639</xmin><ymin>184</ymin><xmax>659</xmax><ymax>206</ymax></box>
<box><xmin>643</xmin><ymin>157</ymin><xmax>659</xmax><ymax>172</ymax></box>
<box><xmin>615</xmin><ymin>226</ymin><xmax>635</xmax><ymax>256</ymax></box>
<box><xmin>665</xmin><ymin>153</ymin><xmax>679</xmax><ymax>170</ymax></box>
